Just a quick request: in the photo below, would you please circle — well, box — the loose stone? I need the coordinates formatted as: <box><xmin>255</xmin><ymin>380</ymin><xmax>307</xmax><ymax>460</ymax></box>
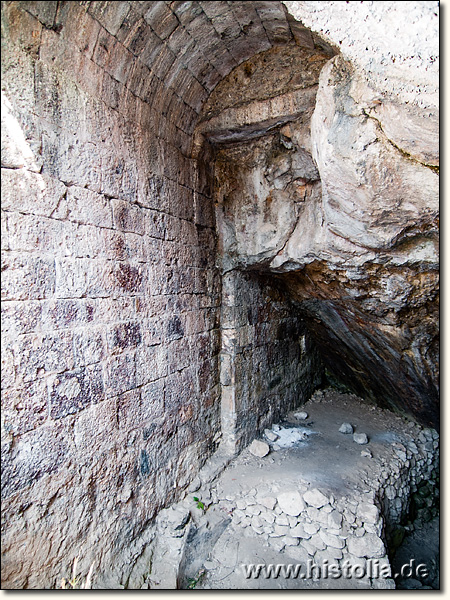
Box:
<box><xmin>290</xmin><ymin>523</ymin><xmax>310</xmax><ymax>539</ymax></box>
<box><xmin>283</xmin><ymin>536</ymin><xmax>300</xmax><ymax>546</ymax></box>
<box><xmin>277</xmin><ymin>490</ymin><xmax>306</xmax><ymax>516</ymax></box>
<box><xmin>264</xmin><ymin>429</ymin><xmax>279</xmax><ymax>442</ymax></box>
<box><xmin>303</xmin><ymin>488</ymin><xmax>329</xmax><ymax>508</ymax></box>
<box><xmin>353</xmin><ymin>433</ymin><xmax>369</xmax><ymax>445</ymax></box>
<box><xmin>294</xmin><ymin>411</ymin><xmax>308</xmax><ymax>420</ymax></box>
<box><xmin>339</xmin><ymin>422</ymin><xmax>354</xmax><ymax>434</ymax></box>
<box><xmin>304</xmin><ymin>522</ymin><xmax>320</xmax><ymax>535</ymax></box>
<box><xmin>260</xmin><ymin>496</ymin><xmax>277</xmax><ymax>510</ymax></box>
<box><xmin>318</xmin><ymin>530</ymin><xmax>345</xmax><ymax>549</ymax></box>
<box><xmin>347</xmin><ymin>533</ymin><xmax>385</xmax><ymax>558</ymax></box>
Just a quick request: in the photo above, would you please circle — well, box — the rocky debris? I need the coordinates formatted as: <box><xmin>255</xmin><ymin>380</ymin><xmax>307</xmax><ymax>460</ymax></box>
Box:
<box><xmin>248</xmin><ymin>439</ymin><xmax>270</xmax><ymax>458</ymax></box>
<box><xmin>347</xmin><ymin>533</ymin><xmax>386</xmax><ymax>558</ymax></box>
<box><xmin>294</xmin><ymin>411</ymin><xmax>308</xmax><ymax>420</ymax></box>
<box><xmin>264</xmin><ymin>429</ymin><xmax>279</xmax><ymax>442</ymax></box>
<box><xmin>303</xmin><ymin>488</ymin><xmax>329</xmax><ymax>509</ymax></box>
<box><xmin>361</xmin><ymin>449</ymin><xmax>373</xmax><ymax>458</ymax></box>
<box><xmin>267</xmin><ymin>425</ymin><xmax>313</xmax><ymax>448</ymax></box>
<box><xmin>353</xmin><ymin>433</ymin><xmax>369</xmax><ymax>445</ymax></box>
<box><xmin>339</xmin><ymin>422</ymin><xmax>354</xmax><ymax>434</ymax></box>
<box><xmin>149</xmin><ymin>390</ymin><xmax>439</xmax><ymax>590</ymax></box>
<box><xmin>277</xmin><ymin>491</ymin><xmax>306</xmax><ymax>517</ymax></box>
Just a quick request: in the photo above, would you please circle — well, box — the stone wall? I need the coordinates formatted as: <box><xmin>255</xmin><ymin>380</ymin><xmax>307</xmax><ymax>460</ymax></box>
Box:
<box><xmin>1</xmin><ymin>0</ymin><xmax>439</xmax><ymax>589</ymax></box>
<box><xmin>1</xmin><ymin>0</ymin><xmax>322</xmax><ymax>589</ymax></box>
<box><xmin>219</xmin><ymin>270</ymin><xmax>322</xmax><ymax>453</ymax></box>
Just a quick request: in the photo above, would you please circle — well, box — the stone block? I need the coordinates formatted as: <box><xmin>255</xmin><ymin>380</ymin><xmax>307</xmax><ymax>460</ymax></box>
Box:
<box><xmin>14</xmin><ymin>331</ymin><xmax>74</xmax><ymax>383</ymax></box>
<box><xmin>112</xmin><ymin>198</ymin><xmax>145</xmax><ymax>235</ymax></box>
<box><xmin>1</xmin><ymin>168</ymin><xmax>66</xmax><ymax>217</ymax></box>
<box><xmin>144</xmin><ymin>3</ymin><xmax>178</xmax><ymax>40</ymax></box>
<box><xmin>2</xmin><ymin>378</ymin><xmax>48</xmax><ymax>435</ymax></box>
<box><xmin>105</xmin><ymin>352</ymin><xmax>136</xmax><ymax>397</ymax></box>
<box><xmin>2</xmin><ymin>4</ymin><xmax>42</xmax><ymax>59</ymax></box>
<box><xmin>73</xmin><ymin>397</ymin><xmax>118</xmax><ymax>454</ymax></box>
<box><xmin>2</xmin><ymin>300</ymin><xmax>42</xmax><ymax>336</ymax></box>
<box><xmin>73</xmin><ymin>329</ymin><xmax>105</xmax><ymax>366</ymax></box>
<box><xmin>88</xmin><ymin>0</ymin><xmax>131</xmax><ymax>36</ymax></box>
<box><xmin>55</xmin><ymin>186</ymin><xmax>113</xmax><ymax>228</ymax></box>
<box><xmin>1</xmin><ymin>422</ymin><xmax>69</xmax><ymax>499</ymax></box>
<box><xmin>107</xmin><ymin>322</ymin><xmax>142</xmax><ymax>354</ymax></box>
<box><xmin>143</xmin><ymin>209</ymin><xmax>167</xmax><ymax>240</ymax></box>
<box><xmin>110</xmin><ymin>261</ymin><xmax>144</xmax><ymax>294</ymax></box>
<box><xmin>55</xmin><ymin>2</ymin><xmax>101</xmax><ymax>58</ymax></box>
<box><xmin>50</xmin><ymin>364</ymin><xmax>104</xmax><ymax>419</ymax></box>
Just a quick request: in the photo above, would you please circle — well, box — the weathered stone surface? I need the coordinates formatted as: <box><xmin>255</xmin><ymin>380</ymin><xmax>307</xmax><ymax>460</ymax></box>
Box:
<box><xmin>303</xmin><ymin>488</ymin><xmax>329</xmax><ymax>509</ymax></box>
<box><xmin>339</xmin><ymin>422</ymin><xmax>354</xmax><ymax>434</ymax></box>
<box><xmin>277</xmin><ymin>490</ymin><xmax>306</xmax><ymax>517</ymax></box>
<box><xmin>208</xmin><ymin>12</ymin><xmax>439</xmax><ymax>429</ymax></box>
<box><xmin>0</xmin><ymin>0</ymin><xmax>439</xmax><ymax>590</ymax></box>
<box><xmin>347</xmin><ymin>533</ymin><xmax>386</xmax><ymax>558</ymax></box>
<box><xmin>353</xmin><ymin>433</ymin><xmax>369</xmax><ymax>445</ymax></box>
<box><xmin>248</xmin><ymin>440</ymin><xmax>270</xmax><ymax>458</ymax></box>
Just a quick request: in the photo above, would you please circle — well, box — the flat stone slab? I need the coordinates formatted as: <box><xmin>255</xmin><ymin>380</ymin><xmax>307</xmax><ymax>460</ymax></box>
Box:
<box><xmin>303</xmin><ymin>488</ymin><xmax>329</xmax><ymax>508</ymax></box>
<box><xmin>277</xmin><ymin>490</ymin><xmax>306</xmax><ymax>516</ymax></box>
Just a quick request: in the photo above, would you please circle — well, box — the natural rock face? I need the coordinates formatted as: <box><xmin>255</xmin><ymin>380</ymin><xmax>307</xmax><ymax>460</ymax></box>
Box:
<box><xmin>0</xmin><ymin>0</ymin><xmax>323</xmax><ymax>588</ymax></box>
<box><xmin>207</xmin><ymin>12</ymin><xmax>438</xmax><ymax>428</ymax></box>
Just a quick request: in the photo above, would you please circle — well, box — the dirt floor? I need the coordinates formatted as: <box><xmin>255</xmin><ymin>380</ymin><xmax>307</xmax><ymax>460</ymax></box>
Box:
<box><xmin>175</xmin><ymin>389</ymin><xmax>439</xmax><ymax>590</ymax></box>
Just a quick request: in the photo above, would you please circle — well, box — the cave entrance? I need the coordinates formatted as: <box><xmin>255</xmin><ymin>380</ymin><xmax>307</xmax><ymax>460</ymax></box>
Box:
<box><xmin>193</xmin><ymin>31</ymin><xmax>439</xmax><ymax>453</ymax></box>
<box><xmin>192</xmin><ymin>39</ymin><xmax>335</xmax><ymax>453</ymax></box>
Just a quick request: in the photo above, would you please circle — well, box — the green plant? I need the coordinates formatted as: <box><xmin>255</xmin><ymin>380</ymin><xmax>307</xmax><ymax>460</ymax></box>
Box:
<box><xmin>60</xmin><ymin>557</ymin><xmax>95</xmax><ymax>589</ymax></box>
<box><xmin>193</xmin><ymin>496</ymin><xmax>205</xmax><ymax>511</ymax></box>
<box><xmin>187</xmin><ymin>568</ymin><xmax>206</xmax><ymax>589</ymax></box>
